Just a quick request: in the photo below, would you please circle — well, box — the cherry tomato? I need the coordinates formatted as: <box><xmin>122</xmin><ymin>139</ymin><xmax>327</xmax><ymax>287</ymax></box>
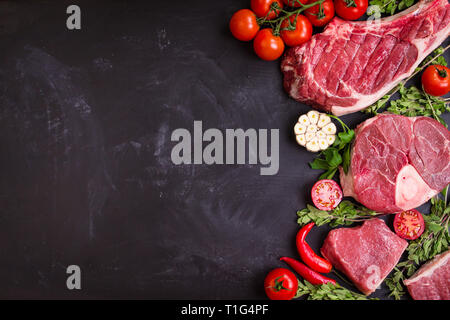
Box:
<box><xmin>280</xmin><ymin>14</ymin><xmax>313</xmax><ymax>47</ymax></box>
<box><xmin>334</xmin><ymin>0</ymin><xmax>368</xmax><ymax>21</ymax></box>
<box><xmin>283</xmin><ymin>0</ymin><xmax>309</xmax><ymax>7</ymax></box>
<box><xmin>311</xmin><ymin>179</ymin><xmax>343</xmax><ymax>211</ymax></box>
<box><xmin>251</xmin><ymin>0</ymin><xmax>284</xmax><ymax>19</ymax></box>
<box><xmin>229</xmin><ymin>9</ymin><xmax>260</xmax><ymax>41</ymax></box>
<box><xmin>421</xmin><ymin>65</ymin><xmax>450</xmax><ymax>96</ymax></box>
<box><xmin>253</xmin><ymin>28</ymin><xmax>285</xmax><ymax>61</ymax></box>
<box><xmin>393</xmin><ymin>209</ymin><xmax>425</xmax><ymax>240</ymax></box>
<box><xmin>264</xmin><ymin>268</ymin><xmax>298</xmax><ymax>300</ymax></box>
<box><xmin>305</xmin><ymin>0</ymin><xmax>335</xmax><ymax>27</ymax></box>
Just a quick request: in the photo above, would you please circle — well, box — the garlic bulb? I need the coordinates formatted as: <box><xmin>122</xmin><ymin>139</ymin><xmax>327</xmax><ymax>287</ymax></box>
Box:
<box><xmin>294</xmin><ymin>111</ymin><xmax>336</xmax><ymax>152</ymax></box>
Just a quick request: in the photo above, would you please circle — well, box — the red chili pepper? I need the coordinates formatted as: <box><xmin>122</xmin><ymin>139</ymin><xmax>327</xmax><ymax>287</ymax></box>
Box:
<box><xmin>280</xmin><ymin>257</ymin><xmax>336</xmax><ymax>286</ymax></box>
<box><xmin>296</xmin><ymin>222</ymin><xmax>332</xmax><ymax>273</ymax></box>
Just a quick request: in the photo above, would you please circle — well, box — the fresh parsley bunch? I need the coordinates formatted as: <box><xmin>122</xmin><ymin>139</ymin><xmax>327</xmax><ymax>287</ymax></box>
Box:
<box><xmin>419</xmin><ymin>46</ymin><xmax>448</xmax><ymax>68</ymax></box>
<box><xmin>368</xmin><ymin>0</ymin><xmax>415</xmax><ymax>16</ymax></box>
<box><xmin>297</xmin><ymin>200</ymin><xmax>380</xmax><ymax>227</ymax></box>
<box><xmin>388</xmin><ymin>85</ymin><xmax>449</xmax><ymax>127</ymax></box>
<box><xmin>295</xmin><ymin>279</ymin><xmax>377</xmax><ymax>300</ymax></box>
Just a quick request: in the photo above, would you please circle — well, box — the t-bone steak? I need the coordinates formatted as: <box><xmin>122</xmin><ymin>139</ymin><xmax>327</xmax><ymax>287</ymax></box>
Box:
<box><xmin>404</xmin><ymin>250</ymin><xmax>450</xmax><ymax>300</ymax></box>
<box><xmin>340</xmin><ymin>114</ymin><xmax>450</xmax><ymax>213</ymax></box>
<box><xmin>320</xmin><ymin>218</ymin><xmax>408</xmax><ymax>295</ymax></box>
<box><xmin>281</xmin><ymin>0</ymin><xmax>450</xmax><ymax>116</ymax></box>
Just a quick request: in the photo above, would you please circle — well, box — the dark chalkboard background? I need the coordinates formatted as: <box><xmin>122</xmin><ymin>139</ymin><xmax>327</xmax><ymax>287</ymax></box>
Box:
<box><xmin>0</xmin><ymin>0</ymin><xmax>448</xmax><ymax>299</ymax></box>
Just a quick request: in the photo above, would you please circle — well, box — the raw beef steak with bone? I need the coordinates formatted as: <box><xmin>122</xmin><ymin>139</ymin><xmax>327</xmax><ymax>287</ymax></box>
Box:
<box><xmin>281</xmin><ymin>0</ymin><xmax>450</xmax><ymax>116</ymax></box>
<box><xmin>340</xmin><ymin>114</ymin><xmax>450</xmax><ymax>213</ymax></box>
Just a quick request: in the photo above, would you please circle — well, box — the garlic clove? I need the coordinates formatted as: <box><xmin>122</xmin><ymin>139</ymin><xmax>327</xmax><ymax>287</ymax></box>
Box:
<box><xmin>307</xmin><ymin>110</ymin><xmax>320</xmax><ymax>125</ymax></box>
<box><xmin>318</xmin><ymin>139</ymin><xmax>329</xmax><ymax>150</ymax></box>
<box><xmin>326</xmin><ymin>134</ymin><xmax>336</xmax><ymax>146</ymax></box>
<box><xmin>322</xmin><ymin>122</ymin><xmax>337</xmax><ymax>135</ymax></box>
<box><xmin>307</xmin><ymin>124</ymin><xmax>318</xmax><ymax>133</ymax></box>
<box><xmin>317</xmin><ymin>114</ymin><xmax>331</xmax><ymax>128</ymax></box>
<box><xmin>316</xmin><ymin>131</ymin><xmax>326</xmax><ymax>139</ymax></box>
<box><xmin>294</xmin><ymin>123</ymin><xmax>307</xmax><ymax>135</ymax></box>
<box><xmin>298</xmin><ymin>115</ymin><xmax>310</xmax><ymax>126</ymax></box>
<box><xmin>296</xmin><ymin>134</ymin><xmax>306</xmax><ymax>146</ymax></box>
<box><xmin>305</xmin><ymin>132</ymin><xmax>316</xmax><ymax>142</ymax></box>
<box><xmin>306</xmin><ymin>138</ymin><xmax>320</xmax><ymax>152</ymax></box>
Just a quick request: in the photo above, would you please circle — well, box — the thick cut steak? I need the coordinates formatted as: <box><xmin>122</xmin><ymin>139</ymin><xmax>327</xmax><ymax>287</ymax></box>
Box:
<box><xmin>404</xmin><ymin>250</ymin><xmax>450</xmax><ymax>300</ymax></box>
<box><xmin>281</xmin><ymin>0</ymin><xmax>450</xmax><ymax>116</ymax></box>
<box><xmin>340</xmin><ymin>114</ymin><xmax>450</xmax><ymax>213</ymax></box>
<box><xmin>320</xmin><ymin>218</ymin><xmax>408</xmax><ymax>295</ymax></box>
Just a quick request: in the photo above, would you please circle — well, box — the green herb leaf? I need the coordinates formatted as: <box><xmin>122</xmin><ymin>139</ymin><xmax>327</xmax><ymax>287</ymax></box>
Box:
<box><xmin>295</xmin><ymin>279</ymin><xmax>377</xmax><ymax>300</ymax></box>
<box><xmin>297</xmin><ymin>200</ymin><xmax>380</xmax><ymax>227</ymax></box>
<box><xmin>385</xmin><ymin>86</ymin><xmax>449</xmax><ymax>127</ymax></box>
<box><xmin>309</xmin><ymin>158</ymin><xmax>332</xmax><ymax>170</ymax></box>
<box><xmin>324</xmin><ymin>148</ymin><xmax>342</xmax><ymax>168</ymax></box>
<box><xmin>367</xmin><ymin>0</ymin><xmax>415</xmax><ymax>16</ymax></box>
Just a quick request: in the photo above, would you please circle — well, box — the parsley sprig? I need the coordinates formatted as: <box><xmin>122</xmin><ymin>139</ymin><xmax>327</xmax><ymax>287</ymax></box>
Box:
<box><xmin>383</xmin><ymin>85</ymin><xmax>449</xmax><ymax>126</ymax></box>
<box><xmin>385</xmin><ymin>186</ymin><xmax>450</xmax><ymax>300</ymax></box>
<box><xmin>420</xmin><ymin>46</ymin><xmax>448</xmax><ymax>68</ymax></box>
<box><xmin>297</xmin><ymin>200</ymin><xmax>381</xmax><ymax>227</ymax></box>
<box><xmin>309</xmin><ymin>116</ymin><xmax>355</xmax><ymax>179</ymax></box>
<box><xmin>294</xmin><ymin>279</ymin><xmax>377</xmax><ymax>300</ymax></box>
<box><xmin>367</xmin><ymin>0</ymin><xmax>415</xmax><ymax>16</ymax></box>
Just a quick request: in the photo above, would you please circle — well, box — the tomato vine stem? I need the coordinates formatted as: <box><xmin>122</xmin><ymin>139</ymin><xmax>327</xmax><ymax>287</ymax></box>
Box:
<box><xmin>257</xmin><ymin>0</ymin><xmax>325</xmax><ymax>36</ymax></box>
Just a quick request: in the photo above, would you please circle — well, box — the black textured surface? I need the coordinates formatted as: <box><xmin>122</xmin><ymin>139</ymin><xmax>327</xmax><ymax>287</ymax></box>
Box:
<box><xmin>0</xmin><ymin>0</ymin><xmax>448</xmax><ymax>299</ymax></box>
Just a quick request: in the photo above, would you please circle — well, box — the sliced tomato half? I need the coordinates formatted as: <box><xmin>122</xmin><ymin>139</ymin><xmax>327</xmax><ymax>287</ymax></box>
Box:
<box><xmin>311</xmin><ymin>179</ymin><xmax>343</xmax><ymax>211</ymax></box>
<box><xmin>393</xmin><ymin>209</ymin><xmax>425</xmax><ymax>240</ymax></box>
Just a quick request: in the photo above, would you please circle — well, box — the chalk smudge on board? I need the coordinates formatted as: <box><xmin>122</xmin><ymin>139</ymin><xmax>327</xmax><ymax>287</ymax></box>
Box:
<box><xmin>157</xmin><ymin>28</ymin><xmax>171</xmax><ymax>51</ymax></box>
<box><xmin>11</xmin><ymin>46</ymin><xmax>114</xmax><ymax>240</ymax></box>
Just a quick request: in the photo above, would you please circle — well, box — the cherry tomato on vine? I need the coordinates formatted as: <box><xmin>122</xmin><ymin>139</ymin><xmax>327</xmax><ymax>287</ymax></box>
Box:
<box><xmin>280</xmin><ymin>14</ymin><xmax>313</xmax><ymax>46</ymax></box>
<box><xmin>422</xmin><ymin>65</ymin><xmax>450</xmax><ymax>96</ymax></box>
<box><xmin>305</xmin><ymin>0</ymin><xmax>335</xmax><ymax>27</ymax></box>
<box><xmin>283</xmin><ymin>0</ymin><xmax>309</xmax><ymax>7</ymax></box>
<box><xmin>393</xmin><ymin>209</ymin><xmax>425</xmax><ymax>240</ymax></box>
<box><xmin>264</xmin><ymin>268</ymin><xmax>298</xmax><ymax>300</ymax></box>
<box><xmin>253</xmin><ymin>28</ymin><xmax>285</xmax><ymax>61</ymax></box>
<box><xmin>251</xmin><ymin>0</ymin><xmax>284</xmax><ymax>19</ymax></box>
<box><xmin>334</xmin><ymin>0</ymin><xmax>368</xmax><ymax>21</ymax></box>
<box><xmin>229</xmin><ymin>9</ymin><xmax>260</xmax><ymax>41</ymax></box>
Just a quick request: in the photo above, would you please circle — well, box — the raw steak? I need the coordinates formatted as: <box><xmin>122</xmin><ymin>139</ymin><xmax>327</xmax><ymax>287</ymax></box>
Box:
<box><xmin>320</xmin><ymin>218</ymin><xmax>408</xmax><ymax>295</ymax></box>
<box><xmin>404</xmin><ymin>250</ymin><xmax>450</xmax><ymax>300</ymax></box>
<box><xmin>281</xmin><ymin>0</ymin><xmax>450</xmax><ymax>116</ymax></box>
<box><xmin>340</xmin><ymin>114</ymin><xmax>450</xmax><ymax>213</ymax></box>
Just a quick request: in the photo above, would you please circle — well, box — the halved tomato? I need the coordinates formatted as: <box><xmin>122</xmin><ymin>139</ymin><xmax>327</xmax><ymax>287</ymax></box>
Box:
<box><xmin>393</xmin><ymin>209</ymin><xmax>425</xmax><ymax>240</ymax></box>
<box><xmin>311</xmin><ymin>179</ymin><xmax>343</xmax><ymax>211</ymax></box>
